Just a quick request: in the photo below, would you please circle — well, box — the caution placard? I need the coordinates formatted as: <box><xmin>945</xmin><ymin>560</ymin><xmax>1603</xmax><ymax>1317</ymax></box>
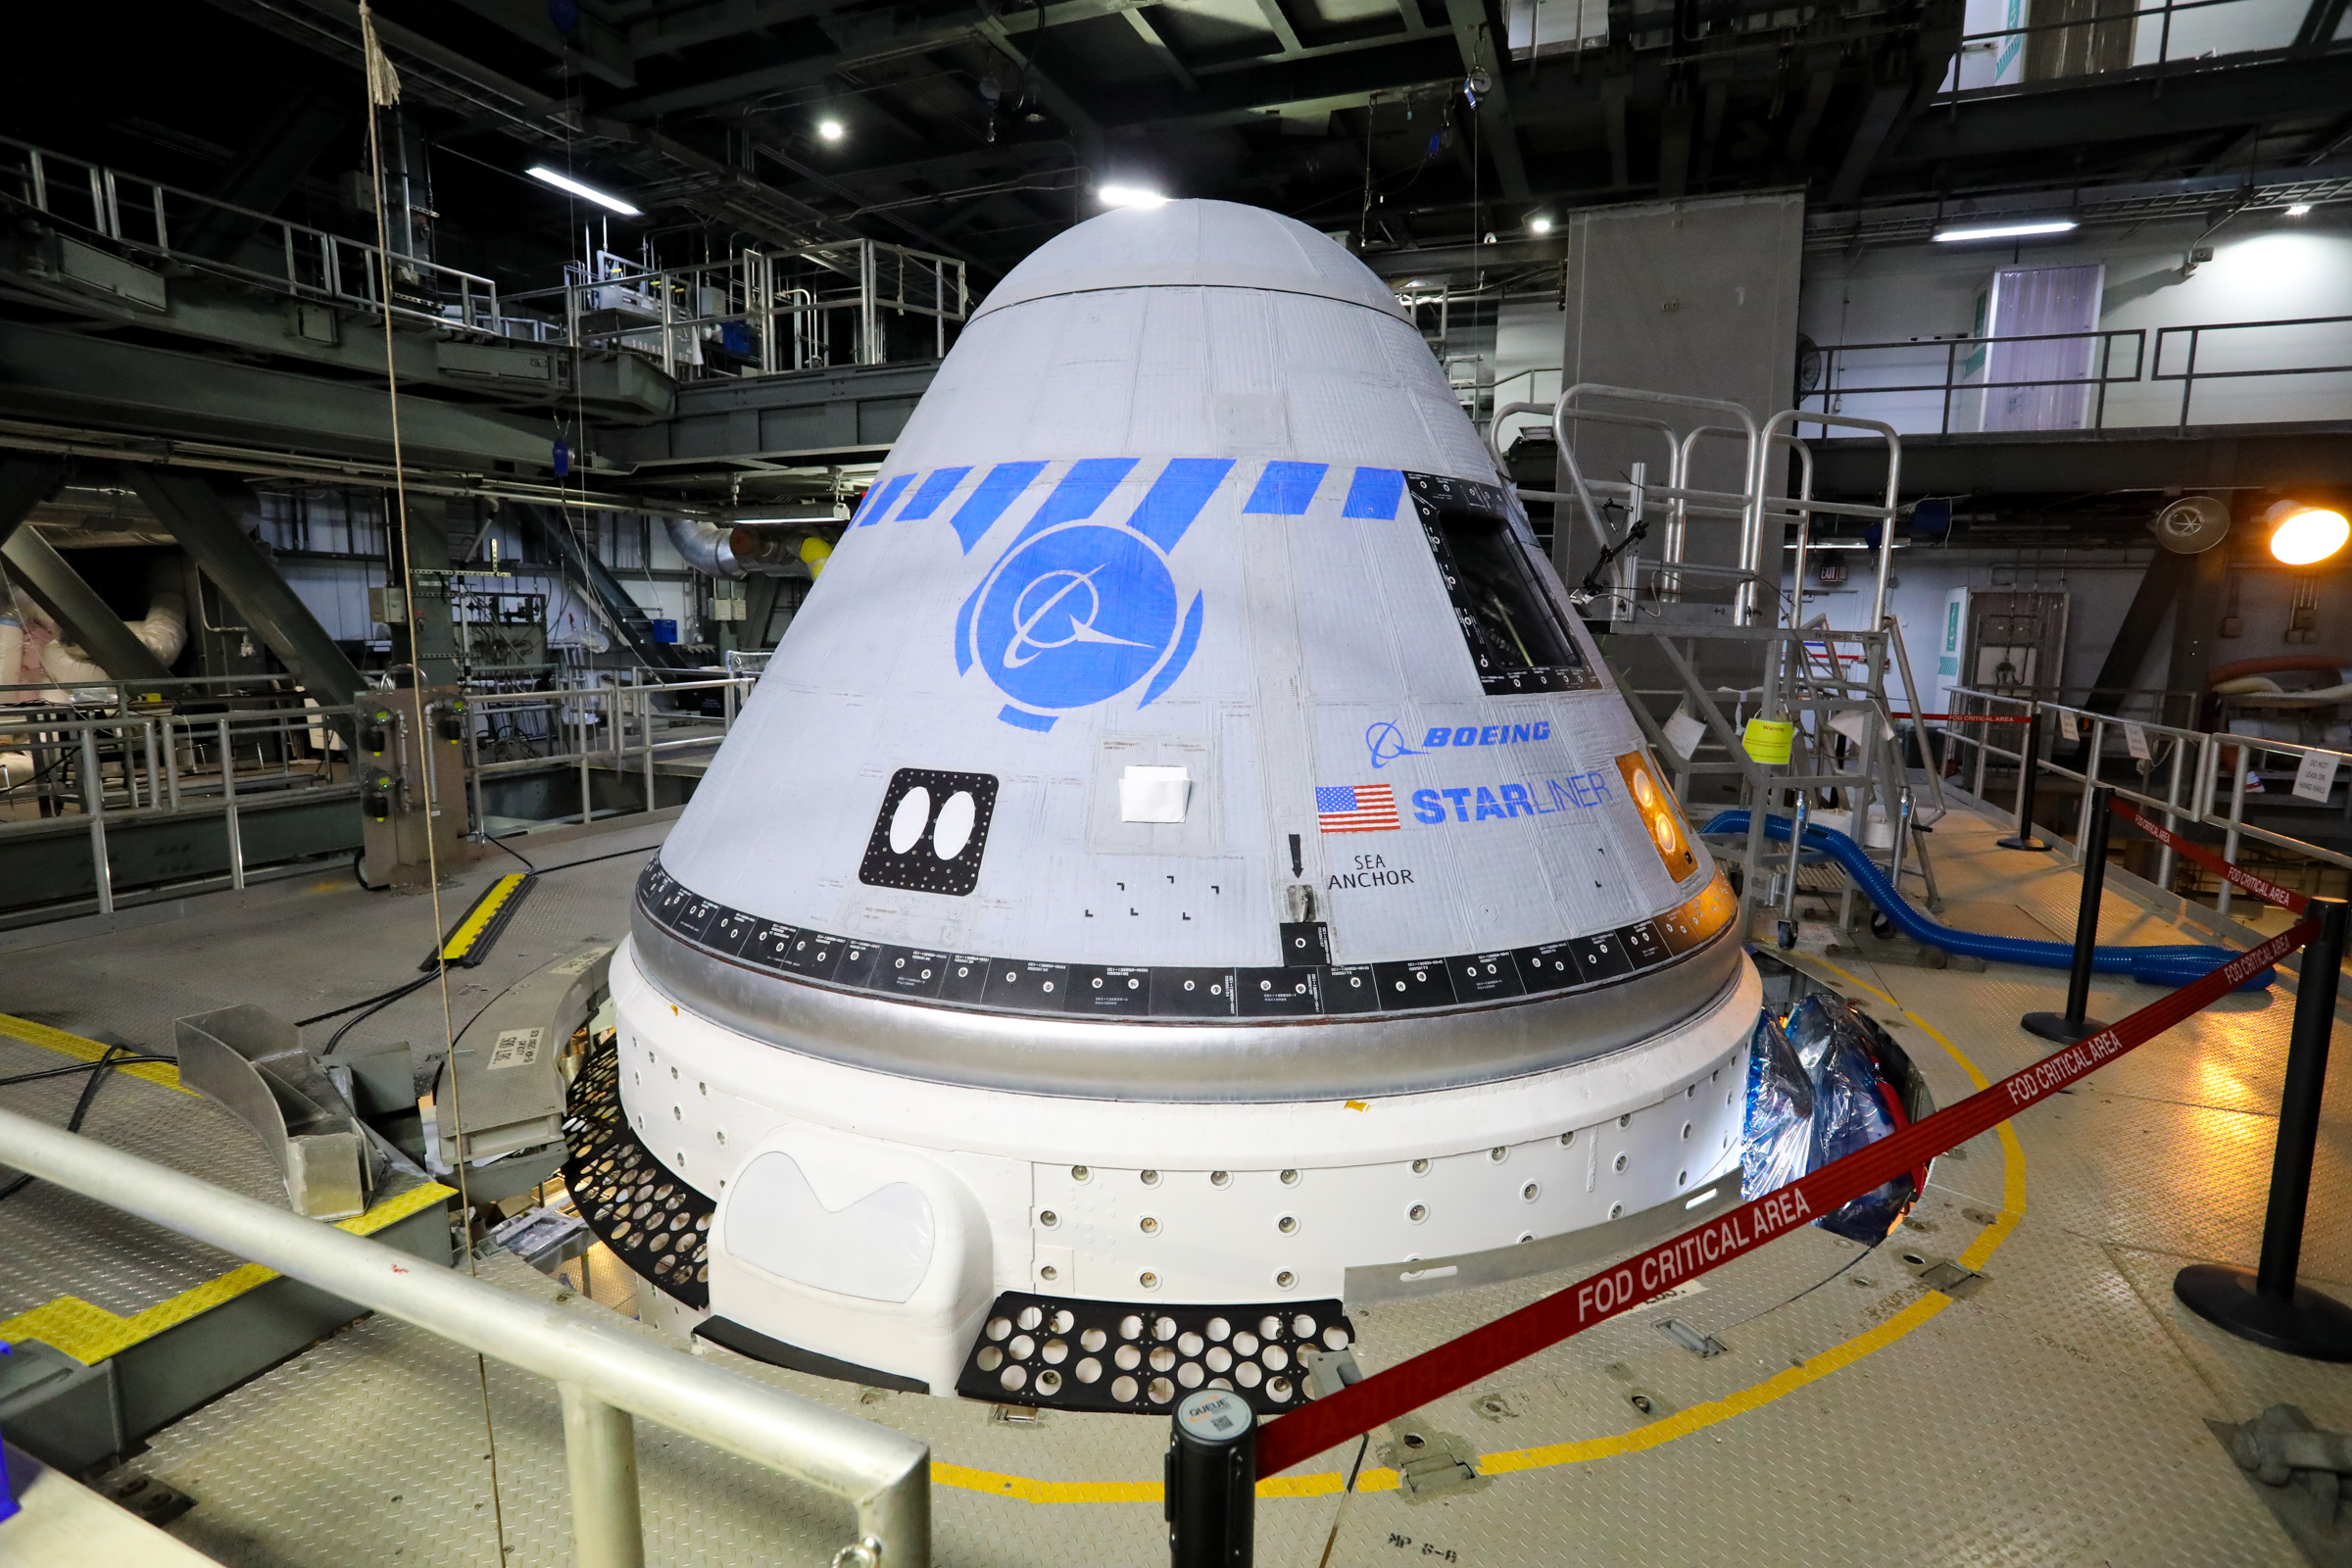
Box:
<box><xmin>1742</xmin><ymin>717</ymin><xmax>1795</xmax><ymax>765</ymax></box>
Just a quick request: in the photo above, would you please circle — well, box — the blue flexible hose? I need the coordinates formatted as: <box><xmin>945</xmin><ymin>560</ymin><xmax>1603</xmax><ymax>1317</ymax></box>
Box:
<box><xmin>1702</xmin><ymin>810</ymin><xmax>2273</xmax><ymax>991</ymax></box>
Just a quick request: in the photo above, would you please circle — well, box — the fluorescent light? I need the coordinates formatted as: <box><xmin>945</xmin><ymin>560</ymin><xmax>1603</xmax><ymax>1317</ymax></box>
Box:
<box><xmin>1099</xmin><ymin>183</ymin><xmax>1170</xmax><ymax>209</ymax></box>
<box><xmin>818</xmin><ymin>119</ymin><xmax>845</xmax><ymax>142</ymax></box>
<box><xmin>1933</xmin><ymin>219</ymin><xmax>2078</xmax><ymax>242</ymax></box>
<box><xmin>1529</xmin><ymin>216</ymin><xmax>1553</xmax><ymax>234</ymax></box>
<box><xmin>2287</xmin><ymin>203</ymin><xmax>2313</xmax><ymax>217</ymax></box>
<box><xmin>526</xmin><ymin>166</ymin><xmax>640</xmax><ymax>217</ymax></box>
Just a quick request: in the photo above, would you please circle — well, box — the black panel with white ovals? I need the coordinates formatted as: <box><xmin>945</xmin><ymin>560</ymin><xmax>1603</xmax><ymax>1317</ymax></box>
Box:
<box><xmin>956</xmin><ymin>1290</ymin><xmax>1355</xmax><ymax>1416</ymax></box>
<box><xmin>636</xmin><ymin>858</ymin><xmax>1739</xmax><ymax>1025</ymax></box>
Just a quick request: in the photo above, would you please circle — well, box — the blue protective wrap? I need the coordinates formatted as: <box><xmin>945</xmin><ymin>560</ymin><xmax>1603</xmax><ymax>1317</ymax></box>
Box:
<box><xmin>1702</xmin><ymin>810</ymin><xmax>2273</xmax><ymax>991</ymax></box>
<box><xmin>1740</xmin><ymin>1010</ymin><xmax>1814</xmax><ymax>1200</ymax></box>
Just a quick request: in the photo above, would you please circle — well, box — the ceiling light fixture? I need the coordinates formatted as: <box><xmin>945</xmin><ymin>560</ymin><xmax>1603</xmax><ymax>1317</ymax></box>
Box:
<box><xmin>2286</xmin><ymin>203</ymin><xmax>2313</xmax><ymax>217</ymax></box>
<box><xmin>1932</xmin><ymin>219</ymin><xmax>2079</xmax><ymax>243</ymax></box>
<box><xmin>1529</xmin><ymin>216</ymin><xmax>1553</xmax><ymax>234</ymax></box>
<box><xmin>525</xmin><ymin>166</ymin><xmax>640</xmax><ymax>216</ymax></box>
<box><xmin>2269</xmin><ymin>502</ymin><xmax>2351</xmax><ymax>565</ymax></box>
<box><xmin>818</xmin><ymin>119</ymin><xmax>846</xmax><ymax>143</ymax></box>
<box><xmin>1098</xmin><ymin>184</ymin><xmax>1171</xmax><ymax>209</ymax></box>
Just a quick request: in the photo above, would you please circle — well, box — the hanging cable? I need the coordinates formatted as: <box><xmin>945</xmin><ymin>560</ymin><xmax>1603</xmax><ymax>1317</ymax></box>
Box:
<box><xmin>356</xmin><ymin>11</ymin><xmax>509</xmax><ymax>1559</ymax></box>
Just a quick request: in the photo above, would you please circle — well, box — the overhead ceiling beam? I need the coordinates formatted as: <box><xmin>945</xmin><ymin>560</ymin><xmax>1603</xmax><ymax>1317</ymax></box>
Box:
<box><xmin>1442</xmin><ymin>0</ymin><xmax>1531</xmax><ymax>200</ymax></box>
<box><xmin>1778</xmin><ymin>68</ymin><xmax>1837</xmax><ymax>175</ymax></box>
<box><xmin>976</xmin><ymin>15</ymin><xmax>1108</xmax><ymax>169</ymax></box>
<box><xmin>175</xmin><ymin>94</ymin><xmax>352</xmax><ymax>263</ymax></box>
<box><xmin>1827</xmin><ymin>0</ymin><xmax>1966</xmax><ymax>203</ymax></box>
<box><xmin>627</xmin><ymin>0</ymin><xmax>831</xmax><ymax>58</ymax></box>
<box><xmin>606</xmin><ymin>0</ymin><xmax>1139</xmax><ymax>121</ymax></box>
<box><xmin>1657</xmin><ymin>87</ymin><xmax>1694</xmax><ymax>197</ymax></box>
<box><xmin>1125</xmin><ymin>9</ymin><xmax>1202</xmax><ymax>92</ymax></box>
<box><xmin>1252</xmin><ymin>0</ymin><xmax>1307</xmax><ymax>55</ymax></box>
<box><xmin>1099</xmin><ymin>37</ymin><xmax>1463</xmax><ymax>132</ymax></box>
<box><xmin>447</xmin><ymin>0</ymin><xmax>636</xmax><ymax>86</ymax></box>
<box><xmin>774</xmin><ymin>140</ymin><xmax>1079</xmax><ymax>200</ymax></box>
<box><xmin>1824</xmin><ymin>75</ymin><xmax>1910</xmax><ymax>204</ymax></box>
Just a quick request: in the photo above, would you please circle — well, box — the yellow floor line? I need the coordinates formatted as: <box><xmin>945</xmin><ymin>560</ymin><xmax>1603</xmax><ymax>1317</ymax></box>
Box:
<box><xmin>931</xmin><ymin>962</ymin><xmax>2029</xmax><ymax>1505</ymax></box>
<box><xmin>0</xmin><ymin>1182</ymin><xmax>455</xmax><ymax>1365</ymax></box>
<box><xmin>0</xmin><ymin>1010</ymin><xmax>186</xmax><ymax>1093</ymax></box>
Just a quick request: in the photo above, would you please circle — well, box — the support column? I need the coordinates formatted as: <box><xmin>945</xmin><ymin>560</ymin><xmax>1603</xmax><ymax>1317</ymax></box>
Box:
<box><xmin>129</xmin><ymin>468</ymin><xmax>365</xmax><ymax>702</ymax></box>
<box><xmin>390</xmin><ymin>493</ymin><xmax>459</xmax><ymax>687</ymax></box>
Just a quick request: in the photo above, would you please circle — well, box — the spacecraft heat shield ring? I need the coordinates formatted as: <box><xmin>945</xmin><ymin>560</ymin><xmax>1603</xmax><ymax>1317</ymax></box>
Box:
<box><xmin>0</xmin><ymin>1103</ymin><xmax>933</xmax><ymax>1563</ymax></box>
<box><xmin>627</xmin><ymin>904</ymin><xmax>1747</xmax><ymax>1102</ymax></box>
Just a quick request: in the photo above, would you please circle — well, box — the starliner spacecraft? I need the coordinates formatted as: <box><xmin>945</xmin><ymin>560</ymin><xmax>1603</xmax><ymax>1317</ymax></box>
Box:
<box><xmin>582</xmin><ymin>198</ymin><xmax>1757</xmax><ymax>1412</ymax></box>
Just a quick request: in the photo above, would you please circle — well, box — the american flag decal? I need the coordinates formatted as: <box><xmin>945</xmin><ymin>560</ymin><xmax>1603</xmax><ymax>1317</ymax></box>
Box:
<box><xmin>1315</xmin><ymin>784</ymin><xmax>1399</xmax><ymax>833</ymax></box>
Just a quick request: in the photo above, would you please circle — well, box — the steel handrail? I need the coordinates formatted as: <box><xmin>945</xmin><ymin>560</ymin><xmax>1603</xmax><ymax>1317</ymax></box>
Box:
<box><xmin>0</xmin><ymin>1106</ymin><xmax>930</xmax><ymax>1566</ymax></box>
<box><xmin>0</xmin><ymin>134</ymin><xmax>502</xmax><ymax>332</ymax></box>
<box><xmin>2151</xmin><ymin>314</ymin><xmax>2352</xmax><ymax>428</ymax></box>
<box><xmin>1801</xmin><ymin>328</ymin><xmax>2146</xmax><ymax>435</ymax></box>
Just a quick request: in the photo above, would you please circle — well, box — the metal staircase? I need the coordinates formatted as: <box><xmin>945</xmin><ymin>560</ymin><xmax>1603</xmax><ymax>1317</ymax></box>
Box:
<box><xmin>1494</xmin><ymin>384</ymin><xmax>1936</xmax><ymax>941</ymax></box>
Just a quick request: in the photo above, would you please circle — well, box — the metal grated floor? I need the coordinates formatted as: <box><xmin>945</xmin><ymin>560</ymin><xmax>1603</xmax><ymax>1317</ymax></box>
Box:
<box><xmin>4</xmin><ymin>803</ymin><xmax>2348</xmax><ymax>1565</ymax></box>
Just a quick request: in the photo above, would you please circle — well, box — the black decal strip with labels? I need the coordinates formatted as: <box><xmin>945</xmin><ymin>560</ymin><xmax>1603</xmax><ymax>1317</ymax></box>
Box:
<box><xmin>637</xmin><ymin>860</ymin><xmax>1740</xmax><ymax>1026</ymax></box>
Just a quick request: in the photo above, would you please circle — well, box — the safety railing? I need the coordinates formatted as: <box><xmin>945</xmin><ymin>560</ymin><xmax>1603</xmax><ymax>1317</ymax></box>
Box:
<box><xmin>1806</xmin><ymin>311</ymin><xmax>2352</xmax><ymax>435</ymax></box>
<box><xmin>1939</xmin><ymin>685</ymin><xmax>2352</xmax><ymax>923</ymax></box>
<box><xmin>506</xmin><ymin>238</ymin><xmax>967</xmax><ymax>383</ymax></box>
<box><xmin>1799</xmin><ymin>329</ymin><xmax>2145</xmax><ymax>434</ymax></box>
<box><xmin>0</xmin><ymin>701</ymin><xmax>360</xmax><ymax>914</ymax></box>
<box><xmin>2153</xmin><ymin>314</ymin><xmax>2352</xmax><ymax>429</ymax></box>
<box><xmin>0</xmin><ymin>134</ymin><xmax>504</xmax><ymax>333</ymax></box>
<box><xmin>0</xmin><ymin>1105</ymin><xmax>930</xmax><ymax>1567</ymax></box>
<box><xmin>465</xmin><ymin>672</ymin><xmax>755</xmax><ymax>831</ymax></box>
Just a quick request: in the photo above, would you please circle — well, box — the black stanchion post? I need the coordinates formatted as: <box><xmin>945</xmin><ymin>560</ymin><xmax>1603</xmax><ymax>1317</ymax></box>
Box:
<box><xmin>2176</xmin><ymin>896</ymin><xmax>2352</xmax><ymax>1360</ymax></box>
<box><xmin>1166</xmin><ymin>1388</ymin><xmax>1255</xmax><ymax>1568</ymax></box>
<box><xmin>1997</xmin><ymin>708</ymin><xmax>2050</xmax><ymax>852</ymax></box>
<box><xmin>2024</xmin><ymin>785</ymin><xmax>2113</xmax><ymax>1043</ymax></box>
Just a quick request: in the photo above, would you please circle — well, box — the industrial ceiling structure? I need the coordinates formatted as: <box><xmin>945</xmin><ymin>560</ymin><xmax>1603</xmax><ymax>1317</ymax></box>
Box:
<box><xmin>7</xmin><ymin>0</ymin><xmax>2347</xmax><ymax>288</ymax></box>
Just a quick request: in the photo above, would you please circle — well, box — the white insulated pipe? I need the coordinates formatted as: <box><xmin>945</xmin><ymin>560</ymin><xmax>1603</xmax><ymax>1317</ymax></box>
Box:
<box><xmin>0</xmin><ymin>1104</ymin><xmax>933</xmax><ymax>1566</ymax></box>
<box><xmin>27</xmin><ymin>591</ymin><xmax>187</xmax><ymax>685</ymax></box>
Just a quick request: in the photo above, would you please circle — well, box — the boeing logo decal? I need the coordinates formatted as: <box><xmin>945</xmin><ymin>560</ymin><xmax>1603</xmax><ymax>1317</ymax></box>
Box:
<box><xmin>1366</xmin><ymin>718</ymin><xmax>1554</xmax><ymax>768</ymax></box>
<box><xmin>956</xmin><ymin>458</ymin><xmax>1233</xmax><ymax>731</ymax></box>
<box><xmin>1365</xmin><ymin>722</ymin><xmax>1424</xmax><ymax>769</ymax></box>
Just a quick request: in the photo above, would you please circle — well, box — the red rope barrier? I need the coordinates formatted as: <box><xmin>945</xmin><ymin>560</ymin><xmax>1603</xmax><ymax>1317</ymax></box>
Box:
<box><xmin>1886</xmin><ymin>712</ymin><xmax>2034</xmax><ymax>723</ymax></box>
<box><xmin>2108</xmin><ymin>795</ymin><xmax>2309</xmax><ymax>913</ymax></box>
<box><xmin>1253</xmin><ymin>921</ymin><xmax>2312</xmax><ymax>1478</ymax></box>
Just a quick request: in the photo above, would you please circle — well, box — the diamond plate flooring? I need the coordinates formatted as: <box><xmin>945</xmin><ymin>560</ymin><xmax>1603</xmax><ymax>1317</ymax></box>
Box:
<box><xmin>4</xmin><ymin>804</ymin><xmax>2346</xmax><ymax>1565</ymax></box>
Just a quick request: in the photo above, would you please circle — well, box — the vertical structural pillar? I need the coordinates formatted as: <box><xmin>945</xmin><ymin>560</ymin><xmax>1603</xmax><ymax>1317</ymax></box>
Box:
<box><xmin>2176</xmin><ymin>897</ymin><xmax>2352</xmax><ymax>1360</ymax></box>
<box><xmin>559</xmin><ymin>1382</ymin><xmax>645</xmax><ymax>1568</ymax></box>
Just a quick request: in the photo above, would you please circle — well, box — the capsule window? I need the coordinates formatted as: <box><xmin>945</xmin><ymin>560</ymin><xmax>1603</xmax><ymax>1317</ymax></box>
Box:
<box><xmin>1407</xmin><ymin>473</ymin><xmax>1597</xmax><ymax>697</ymax></box>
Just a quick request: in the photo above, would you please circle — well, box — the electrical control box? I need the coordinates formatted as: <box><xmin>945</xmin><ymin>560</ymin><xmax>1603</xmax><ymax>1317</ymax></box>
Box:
<box><xmin>357</xmin><ymin>685</ymin><xmax>475</xmax><ymax>890</ymax></box>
